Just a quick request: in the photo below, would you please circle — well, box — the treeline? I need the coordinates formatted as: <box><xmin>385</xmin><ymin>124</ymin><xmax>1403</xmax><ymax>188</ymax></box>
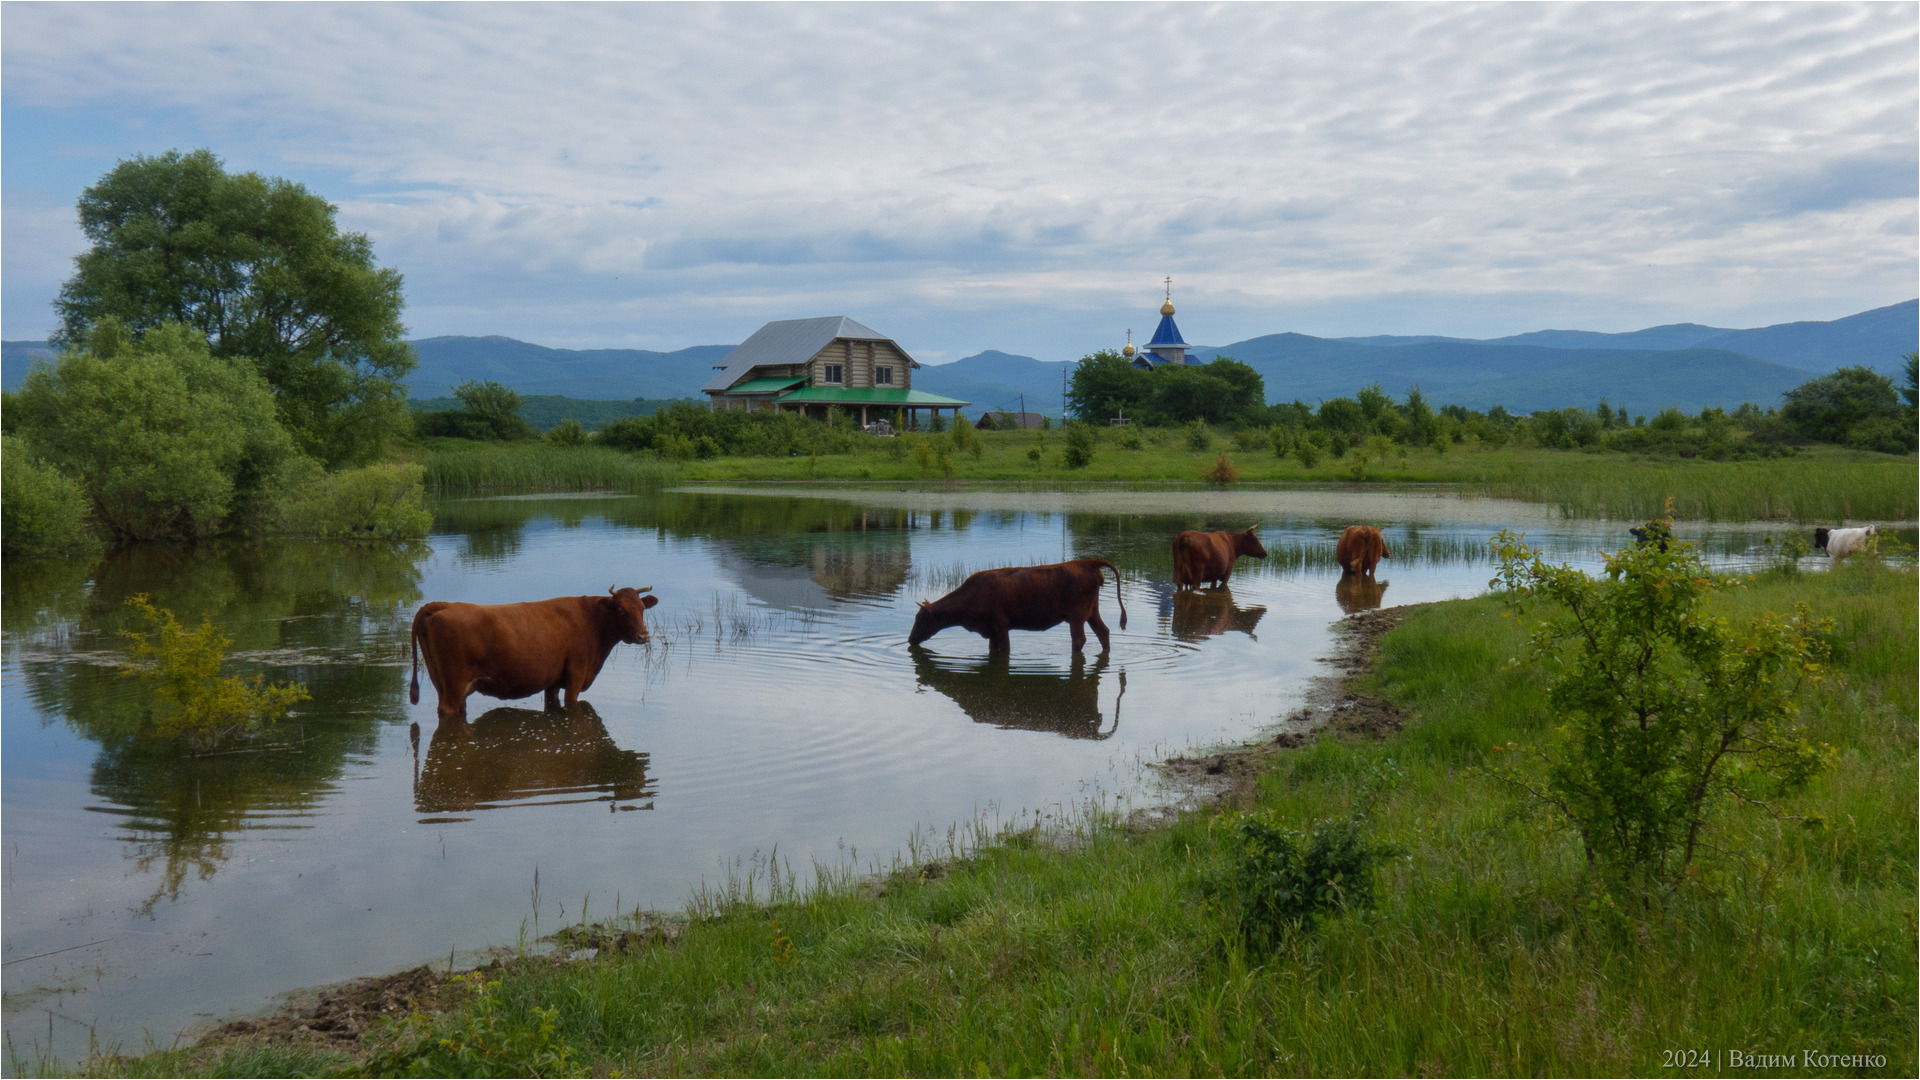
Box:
<box><xmin>2</xmin><ymin>150</ymin><xmax>433</xmax><ymax>557</ymax></box>
<box><xmin>411</xmin><ymin>390</ymin><xmax>694</xmax><ymax>435</ymax></box>
<box><xmin>1070</xmin><ymin>348</ymin><xmax>1917</xmax><ymax>458</ymax></box>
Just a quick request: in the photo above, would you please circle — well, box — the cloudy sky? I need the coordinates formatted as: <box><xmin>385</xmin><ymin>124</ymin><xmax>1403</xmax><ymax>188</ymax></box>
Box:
<box><xmin>4</xmin><ymin>2</ymin><xmax>1914</xmax><ymax>362</ymax></box>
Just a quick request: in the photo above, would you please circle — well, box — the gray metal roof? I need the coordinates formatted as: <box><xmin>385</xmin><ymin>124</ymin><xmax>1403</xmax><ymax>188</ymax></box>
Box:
<box><xmin>701</xmin><ymin>316</ymin><xmax>917</xmax><ymax>393</ymax></box>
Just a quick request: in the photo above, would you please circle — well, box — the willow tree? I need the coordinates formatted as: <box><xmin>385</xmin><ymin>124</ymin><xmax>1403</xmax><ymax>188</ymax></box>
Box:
<box><xmin>55</xmin><ymin>149</ymin><xmax>416</xmax><ymax>467</ymax></box>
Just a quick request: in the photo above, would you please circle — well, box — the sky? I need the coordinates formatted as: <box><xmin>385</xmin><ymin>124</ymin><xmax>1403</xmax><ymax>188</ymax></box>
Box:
<box><xmin>3</xmin><ymin>2</ymin><xmax>1915</xmax><ymax>363</ymax></box>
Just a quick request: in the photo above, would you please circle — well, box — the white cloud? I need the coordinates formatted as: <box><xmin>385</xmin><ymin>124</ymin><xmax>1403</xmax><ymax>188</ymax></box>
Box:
<box><xmin>3</xmin><ymin>2</ymin><xmax>1913</xmax><ymax>352</ymax></box>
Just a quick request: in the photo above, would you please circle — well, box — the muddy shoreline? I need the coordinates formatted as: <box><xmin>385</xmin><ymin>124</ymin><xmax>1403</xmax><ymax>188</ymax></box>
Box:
<box><xmin>135</xmin><ymin>603</ymin><xmax>1421</xmax><ymax>1067</ymax></box>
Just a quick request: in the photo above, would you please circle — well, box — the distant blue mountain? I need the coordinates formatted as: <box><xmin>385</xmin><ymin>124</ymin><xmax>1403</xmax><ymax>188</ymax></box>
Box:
<box><xmin>408</xmin><ymin>335</ymin><xmax>733</xmax><ymax>400</ymax></box>
<box><xmin>915</xmin><ymin>349</ymin><xmax>1071</xmax><ymax>418</ymax></box>
<box><xmin>4</xmin><ymin>301</ymin><xmax>1909</xmax><ymax>415</ymax></box>
<box><xmin>1190</xmin><ymin>336</ymin><xmax>1813</xmax><ymax>414</ymax></box>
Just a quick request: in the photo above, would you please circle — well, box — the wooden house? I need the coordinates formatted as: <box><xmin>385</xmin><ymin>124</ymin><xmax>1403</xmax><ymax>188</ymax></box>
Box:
<box><xmin>702</xmin><ymin>316</ymin><xmax>968</xmax><ymax>428</ymax></box>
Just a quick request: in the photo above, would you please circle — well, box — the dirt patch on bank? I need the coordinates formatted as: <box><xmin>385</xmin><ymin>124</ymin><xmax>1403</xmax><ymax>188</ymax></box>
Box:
<box><xmin>1150</xmin><ymin>603</ymin><xmax>1418</xmax><ymax>813</ymax></box>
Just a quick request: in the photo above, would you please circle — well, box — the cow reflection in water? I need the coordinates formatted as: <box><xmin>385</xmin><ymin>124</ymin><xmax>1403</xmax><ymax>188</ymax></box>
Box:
<box><xmin>1335</xmin><ymin>574</ymin><xmax>1390</xmax><ymax>614</ymax></box>
<box><xmin>412</xmin><ymin>702</ymin><xmax>655</xmax><ymax>817</ymax></box>
<box><xmin>1168</xmin><ymin>586</ymin><xmax>1268</xmax><ymax>643</ymax></box>
<box><xmin>909</xmin><ymin>648</ymin><xmax>1124</xmax><ymax>740</ymax></box>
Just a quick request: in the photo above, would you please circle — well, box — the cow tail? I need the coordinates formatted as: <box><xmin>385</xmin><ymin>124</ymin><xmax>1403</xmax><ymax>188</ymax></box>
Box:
<box><xmin>409</xmin><ymin>611</ymin><xmax>422</xmax><ymax>705</ymax></box>
<box><xmin>1096</xmin><ymin>559</ymin><xmax>1128</xmax><ymax>630</ymax></box>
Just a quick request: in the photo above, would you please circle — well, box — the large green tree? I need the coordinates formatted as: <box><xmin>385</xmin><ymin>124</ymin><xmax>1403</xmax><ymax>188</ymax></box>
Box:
<box><xmin>1779</xmin><ymin>365</ymin><xmax>1904</xmax><ymax>445</ymax></box>
<box><xmin>55</xmin><ymin>149</ymin><xmax>415</xmax><ymax>467</ymax></box>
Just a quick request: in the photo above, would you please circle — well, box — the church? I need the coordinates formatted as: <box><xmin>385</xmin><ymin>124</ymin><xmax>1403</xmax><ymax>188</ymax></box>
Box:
<box><xmin>1123</xmin><ymin>278</ymin><xmax>1192</xmax><ymax>369</ymax></box>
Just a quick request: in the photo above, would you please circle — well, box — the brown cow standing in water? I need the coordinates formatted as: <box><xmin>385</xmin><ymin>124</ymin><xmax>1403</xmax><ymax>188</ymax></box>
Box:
<box><xmin>1335</xmin><ymin>525</ymin><xmax>1390</xmax><ymax>578</ymax></box>
<box><xmin>410</xmin><ymin>587</ymin><xmax>659</xmax><ymax>720</ymax></box>
<box><xmin>908</xmin><ymin>559</ymin><xmax>1127</xmax><ymax>654</ymax></box>
<box><xmin>1172</xmin><ymin>528</ymin><xmax>1268</xmax><ymax>589</ymax></box>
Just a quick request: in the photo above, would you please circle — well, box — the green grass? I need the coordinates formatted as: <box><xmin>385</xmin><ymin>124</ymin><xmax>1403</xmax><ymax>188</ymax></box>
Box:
<box><xmin>93</xmin><ymin>559</ymin><xmax>1916</xmax><ymax>1077</ymax></box>
<box><xmin>686</xmin><ymin>430</ymin><xmax>1914</xmax><ymax>522</ymax></box>
<box><xmin>408</xmin><ymin>429</ymin><xmax>1916</xmax><ymax>521</ymax></box>
<box><xmin>415</xmin><ymin>441</ymin><xmax>682</xmax><ymax>494</ymax></box>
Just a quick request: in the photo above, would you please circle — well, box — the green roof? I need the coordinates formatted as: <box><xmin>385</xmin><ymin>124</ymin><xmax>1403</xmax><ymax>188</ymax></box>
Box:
<box><xmin>773</xmin><ymin>387</ymin><xmax>970</xmax><ymax>406</ymax></box>
<box><xmin>722</xmin><ymin>376</ymin><xmax>808</xmax><ymax>395</ymax></box>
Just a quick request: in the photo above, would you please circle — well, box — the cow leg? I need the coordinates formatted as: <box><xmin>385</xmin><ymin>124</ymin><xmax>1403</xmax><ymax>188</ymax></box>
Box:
<box><xmin>1069</xmin><ymin>619</ymin><xmax>1087</xmax><ymax>652</ymax></box>
<box><xmin>1088</xmin><ymin>611</ymin><xmax>1111</xmax><ymax>653</ymax></box>
<box><xmin>988</xmin><ymin>622</ymin><xmax>1012</xmax><ymax>654</ymax></box>
<box><xmin>544</xmin><ymin>686</ymin><xmax>562</xmax><ymax>711</ymax></box>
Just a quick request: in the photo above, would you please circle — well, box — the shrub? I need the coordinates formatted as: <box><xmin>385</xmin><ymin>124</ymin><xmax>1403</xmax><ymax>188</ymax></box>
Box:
<box><xmin>256</xmin><ymin>460</ymin><xmax>433</xmax><ymax>540</ymax></box>
<box><xmin>1846</xmin><ymin>415</ymin><xmax>1917</xmax><ymax>454</ymax></box>
<box><xmin>1</xmin><ymin>435</ymin><xmax>99</xmax><ymax>556</ymax></box>
<box><xmin>1184</xmin><ymin>419</ymin><xmax>1212</xmax><ymax>453</ymax></box>
<box><xmin>1063</xmin><ymin>422</ymin><xmax>1096</xmax><ymax>468</ymax></box>
<box><xmin>1213</xmin><ymin>787</ymin><xmax>1394</xmax><ymax>951</ymax></box>
<box><xmin>12</xmin><ymin>321</ymin><xmax>296</xmax><ymax>541</ymax></box>
<box><xmin>1489</xmin><ymin>525</ymin><xmax>1832</xmax><ymax>887</ymax></box>
<box><xmin>1203</xmin><ymin>453</ymin><xmax>1239</xmax><ymax>486</ymax></box>
<box><xmin>1232</xmin><ymin>428</ymin><xmax>1267</xmax><ymax>452</ymax></box>
<box><xmin>120</xmin><ymin>595</ymin><xmax>309</xmax><ymax>752</ymax></box>
<box><xmin>1268</xmin><ymin>425</ymin><xmax>1292</xmax><ymax>458</ymax></box>
<box><xmin>1294</xmin><ymin>438</ymin><xmax>1321</xmax><ymax>469</ymax></box>
<box><xmin>949</xmin><ymin>413</ymin><xmax>984</xmax><ymax>459</ymax></box>
<box><xmin>545</xmin><ymin>418</ymin><xmax>587</xmax><ymax>447</ymax></box>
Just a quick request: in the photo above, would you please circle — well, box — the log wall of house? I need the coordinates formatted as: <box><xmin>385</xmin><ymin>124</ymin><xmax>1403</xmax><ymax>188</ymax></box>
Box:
<box><xmin>805</xmin><ymin>339</ymin><xmax>911</xmax><ymax>389</ymax></box>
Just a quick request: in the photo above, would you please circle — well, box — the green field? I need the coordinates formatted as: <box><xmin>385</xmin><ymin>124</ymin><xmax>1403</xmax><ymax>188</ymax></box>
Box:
<box><xmin>94</xmin><ymin>557</ymin><xmax>1916</xmax><ymax>1077</ymax></box>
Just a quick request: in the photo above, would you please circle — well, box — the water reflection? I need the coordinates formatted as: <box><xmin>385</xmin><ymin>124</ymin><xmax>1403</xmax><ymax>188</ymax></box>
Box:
<box><xmin>413</xmin><ymin>703</ymin><xmax>656</xmax><ymax>821</ymax></box>
<box><xmin>1335</xmin><ymin>574</ymin><xmax>1391</xmax><ymax>614</ymax></box>
<box><xmin>4</xmin><ymin>539</ymin><xmax>425</xmax><ymax>907</ymax></box>
<box><xmin>1165</xmin><ymin>586</ymin><xmax>1268</xmax><ymax>642</ymax></box>
<box><xmin>910</xmin><ymin>648</ymin><xmax>1123</xmax><ymax>739</ymax></box>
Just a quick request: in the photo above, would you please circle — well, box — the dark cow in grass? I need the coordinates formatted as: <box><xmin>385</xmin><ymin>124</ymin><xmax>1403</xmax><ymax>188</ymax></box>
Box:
<box><xmin>908</xmin><ymin>559</ymin><xmax>1127</xmax><ymax>654</ymax></box>
<box><xmin>1172</xmin><ymin>528</ymin><xmax>1268</xmax><ymax>589</ymax></box>
<box><xmin>1335</xmin><ymin>525</ymin><xmax>1390</xmax><ymax>578</ymax></box>
<box><xmin>410</xmin><ymin>587</ymin><xmax>659</xmax><ymax>720</ymax></box>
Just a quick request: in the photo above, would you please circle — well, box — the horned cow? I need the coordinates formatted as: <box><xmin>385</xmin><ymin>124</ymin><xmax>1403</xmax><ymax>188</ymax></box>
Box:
<box><xmin>410</xmin><ymin>587</ymin><xmax>660</xmax><ymax>720</ymax></box>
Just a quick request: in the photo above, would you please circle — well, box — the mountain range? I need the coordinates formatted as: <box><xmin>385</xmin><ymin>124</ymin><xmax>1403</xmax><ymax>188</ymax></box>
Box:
<box><xmin>4</xmin><ymin>300</ymin><xmax>1911</xmax><ymax>417</ymax></box>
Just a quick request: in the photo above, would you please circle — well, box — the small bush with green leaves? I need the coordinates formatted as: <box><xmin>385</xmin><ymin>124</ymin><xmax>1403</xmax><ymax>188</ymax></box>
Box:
<box><xmin>1488</xmin><ymin>524</ymin><xmax>1833</xmax><ymax>888</ymax></box>
<box><xmin>544</xmin><ymin>418</ymin><xmax>587</xmax><ymax>447</ymax></box>
<box><xmin>120</xmin><ymin>595</ymin><xmax>309</xmax><ymax>752</ymax></box>
<box><xmin>1294</xmin><ymin>438</ymin><xmax>1321</xmax><ymax>469</ymax></box>
<box><xmin>1214</xmin><ymin>803</ymin><xmax>1393</xmax><ymax>951</ymax></box>
<box><xmin>1184</xmin><ymin>419</ymin><xmax>1213</xmax><ymax>453</ymax></box>
<box><xmin>1063</xmin><ymin>422</ymin><xmax>1096</xmax><ymax>468</ymax></box>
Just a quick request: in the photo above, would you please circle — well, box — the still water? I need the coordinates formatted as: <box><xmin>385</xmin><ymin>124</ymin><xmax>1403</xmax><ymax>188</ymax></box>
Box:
<box><xmin>1</xmin><ymin>487</ymin><xmax>1812</xmax><ymax>1065</ymax></box>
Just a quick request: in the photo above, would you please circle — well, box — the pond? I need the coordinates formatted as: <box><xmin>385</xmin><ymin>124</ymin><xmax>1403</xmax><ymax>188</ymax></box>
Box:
<box><xmin>0</xmin><ymin>486</ymin><xmax>1832</xmax><ymax>1067</ymax></box>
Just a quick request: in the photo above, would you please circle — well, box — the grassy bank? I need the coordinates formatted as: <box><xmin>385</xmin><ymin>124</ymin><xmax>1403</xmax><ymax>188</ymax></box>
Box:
<box><xmin>95</xmin><ymin>557</ymin><xmax>1915</xmax><ymax>1077</ymax></box>
<box><xmin>416</xmin><ymin>430</ymin><xmax>1916</xmax><ymax>521</ymax></box>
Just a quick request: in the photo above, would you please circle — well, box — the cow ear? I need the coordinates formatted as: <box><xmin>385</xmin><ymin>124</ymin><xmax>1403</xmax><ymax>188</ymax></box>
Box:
<box><xmin>642</xmin><ymin>594</ymin><xmax>659</xmax><ymax>609</ymax></box>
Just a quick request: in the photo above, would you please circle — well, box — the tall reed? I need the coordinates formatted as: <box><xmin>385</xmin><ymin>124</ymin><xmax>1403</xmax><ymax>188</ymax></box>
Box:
<box><xmin>422</xmin><ymin>445</ymin><xmax>681</xmax><ymax>494</ymax></box>
<box><xmin>1477</xmin><ymin>456</ymin><xmax>1916</xmax><ymax>522</ymax></box>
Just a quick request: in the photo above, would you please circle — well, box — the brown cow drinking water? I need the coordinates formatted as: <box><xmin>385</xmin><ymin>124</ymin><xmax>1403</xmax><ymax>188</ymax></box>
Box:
<box><xmin>908</xmin><ymin>559</ymin><xmax>1127</xmax><ymax>654</ymax></box>
<box><xmin>410</xmin><ymin>587</ymin><xmax>660</xmax><ymax>720</ymax></box>
<box><xmin>1335</xmin><ymin>525</ymin><xmax>1390</xmax><ymax>578</ymax></box>
<box><xmin>1172</xmin><ymin>528</ymin><xmax>1268</xmax><ymax>589</ymax></box>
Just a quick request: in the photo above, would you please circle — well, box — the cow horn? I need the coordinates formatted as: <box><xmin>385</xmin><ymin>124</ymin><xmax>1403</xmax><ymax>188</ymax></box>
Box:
<box><xmin>919</xmin><ymin>600</ymin><xmax>931</xmax><ymax>609</ymax></box>
<box><xmin>636</xmin><ymin>586</ymin><xmax>652</xmax><ymax>593</ymax></box>
<box><xmin>610</xmin><ymin>585</ymin><xmax>618</xmax><ymax>595</ymax></box>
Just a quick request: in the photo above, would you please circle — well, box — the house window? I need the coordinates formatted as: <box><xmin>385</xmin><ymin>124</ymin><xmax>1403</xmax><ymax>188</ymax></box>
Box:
<box><xmin>823</xmin><ymin>364</ymin><xmax>843</xmax><ymax>384</ymax></box>
<box><xmin>875</xmin><ymin>366</ymin><xmax>894</xmax><ymax>385</ymax></box>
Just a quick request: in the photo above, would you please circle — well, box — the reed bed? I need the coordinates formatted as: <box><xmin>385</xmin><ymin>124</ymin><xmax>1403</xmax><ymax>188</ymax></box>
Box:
<box><xmin>421</xmin><ymin>444</ymin><xmax>681</xmax><ymax>494</ymax></box>
<box><xmin>1477</xmin><ymin>455</ymin><xmax>1916</xmax><ymax>522</ymax></box>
